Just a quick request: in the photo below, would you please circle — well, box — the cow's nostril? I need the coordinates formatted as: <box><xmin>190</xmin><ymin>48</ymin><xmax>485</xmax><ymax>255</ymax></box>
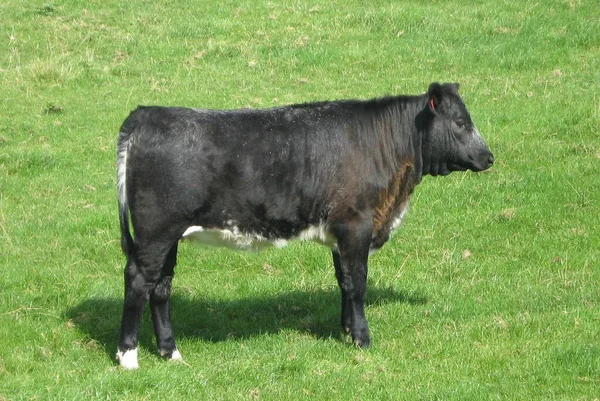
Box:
<box><xmin>487</xmin><ymin>155</ymin><xmax>495</xmax><ymax>166</ymax></box>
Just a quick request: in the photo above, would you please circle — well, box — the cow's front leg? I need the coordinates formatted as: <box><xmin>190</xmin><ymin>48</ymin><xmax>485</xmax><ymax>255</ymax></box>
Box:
<box><xmin>332</xmin><ymin>218</ymin><xmax>372</xmax><ymax>347</ymax></box>
<box><xmin>332</xmin><ymin>247</ymin><xmax>352</xmax><ymax>333</ymax></box>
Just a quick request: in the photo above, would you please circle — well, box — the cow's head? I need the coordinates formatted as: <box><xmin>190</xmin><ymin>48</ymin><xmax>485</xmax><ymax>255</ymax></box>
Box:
<box><xmin>420</xmin><ymin>82</ymin><xmax>494</xmax><ymax>176</ymax></box>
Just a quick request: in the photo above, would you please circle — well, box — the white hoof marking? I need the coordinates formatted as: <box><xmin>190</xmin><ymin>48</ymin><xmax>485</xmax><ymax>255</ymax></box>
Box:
<box><xmin>116</xmin><ymin>348</ymin><xmax>139</xmax><ymax>370</ymax></box>
<box><xmin>159</xmin><ymin>348</ymin><xmax>183</xmax><ymax>361</ymax></box>
<box><xmin>170</xmin><ymin>349</ymin><xmax>183</xmax><ymax>361</ymax></box>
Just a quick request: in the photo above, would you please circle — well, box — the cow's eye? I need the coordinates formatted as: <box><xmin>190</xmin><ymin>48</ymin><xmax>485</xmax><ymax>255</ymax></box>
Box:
<box><xmin>456</xmin><ymin>120</ymin><xmax>466</xmax><ymax>130</ymax></box>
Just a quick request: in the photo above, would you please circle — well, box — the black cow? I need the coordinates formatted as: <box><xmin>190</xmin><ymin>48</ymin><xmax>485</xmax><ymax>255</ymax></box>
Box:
<box><xmin>115</xmin><ymin>82</ymin><xmax>494</xmax><ymax>369</ymax></box>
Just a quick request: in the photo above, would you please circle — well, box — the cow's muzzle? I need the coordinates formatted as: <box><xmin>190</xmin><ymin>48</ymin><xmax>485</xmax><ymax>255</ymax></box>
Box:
<box><xmin>469</xmin><ymin>149</ymin><xmax>494</xmax><ymax>172</ymax></box>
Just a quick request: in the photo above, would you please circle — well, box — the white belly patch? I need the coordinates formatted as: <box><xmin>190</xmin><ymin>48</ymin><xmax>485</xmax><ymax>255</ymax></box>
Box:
<box><xmin>181</xmin><ymin>223</ymin><xmax>336</xmax><ymax>252</ymax></box>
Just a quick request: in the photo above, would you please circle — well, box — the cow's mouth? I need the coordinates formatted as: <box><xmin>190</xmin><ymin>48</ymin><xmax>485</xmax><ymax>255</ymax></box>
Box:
<box><xmin>465</xmin><ymin>151</ymin><xmax>494</xmax><ymax>172</ymax></box>
<box><xmin>472</xmin><ymin>153</ymin><xmax>495</xmax><ymax>172</ymax></box>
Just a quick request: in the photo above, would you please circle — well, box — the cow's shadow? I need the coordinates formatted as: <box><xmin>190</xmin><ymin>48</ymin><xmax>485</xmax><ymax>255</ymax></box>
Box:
<box><xmin>66</xmin><ymin>286</ymin><xmax>427</xmax><ymax>359</ymax></box>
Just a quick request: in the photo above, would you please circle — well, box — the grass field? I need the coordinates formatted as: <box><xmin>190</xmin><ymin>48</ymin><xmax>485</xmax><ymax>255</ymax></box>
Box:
<box><xmin>1</xmin><ymin>0</ymin><xmax>599</xmax><ymax>399</ymax></box>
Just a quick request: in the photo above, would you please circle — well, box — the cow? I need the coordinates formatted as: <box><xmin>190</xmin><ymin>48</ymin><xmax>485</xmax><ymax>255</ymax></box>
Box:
<box><xmin>115</xmin><ymin>82</ymin><xmax>494</xmax><ymax>369</ymax></box>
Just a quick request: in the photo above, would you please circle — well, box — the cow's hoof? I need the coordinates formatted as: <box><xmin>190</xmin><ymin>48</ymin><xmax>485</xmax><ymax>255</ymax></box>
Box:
<box><xmin>353</xmin><ymin>337</ymin><xmax>371</xmax><ymax>348</ymax></box>
<box><xmin>352</xmin><ymin>328</ymin><xmax>371</xmax><ymax>348</ymax></box>
<box><xmin>160</xmin><ymin>348</ymin><xmax>183</xmax><ymax>362</ymax></box>
<box><xmin>116</xmin><ymin>348</ymin><xmax>139</xmax><ymax>370</ymax></box>
<box><xmin>170</xmin><ymin>349</ymin><xmax>183</xmax><ymax>361</ymax></box>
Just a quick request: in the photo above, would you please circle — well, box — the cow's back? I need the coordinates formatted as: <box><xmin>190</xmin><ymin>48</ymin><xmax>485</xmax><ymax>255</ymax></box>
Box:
<box><xmin>122</xmin><ymin>105</ymin><xmax>348</xmax><ymax>240</ymax></box>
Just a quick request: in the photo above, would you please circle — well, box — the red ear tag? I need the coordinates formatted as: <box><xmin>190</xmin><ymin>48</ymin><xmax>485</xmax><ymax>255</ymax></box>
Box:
<box><xmin>429</xmin><ymin>97</ymin><xmax>436</xmax><ymax>110</ymax></box>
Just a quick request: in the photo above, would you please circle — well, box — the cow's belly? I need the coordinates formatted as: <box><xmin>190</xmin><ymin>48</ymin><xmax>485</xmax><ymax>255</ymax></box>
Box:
<box><xmin>181</xmin><ymin>224</ymin><xmax>336</xmax><ymax>252</ymax></box>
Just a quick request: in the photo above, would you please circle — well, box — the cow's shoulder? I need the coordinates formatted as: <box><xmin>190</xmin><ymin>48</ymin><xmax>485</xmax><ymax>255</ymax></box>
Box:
<box><xmin>370</xmin><ymin>162</ymin><xmax>418</xmax><ymax>251</ymax></box>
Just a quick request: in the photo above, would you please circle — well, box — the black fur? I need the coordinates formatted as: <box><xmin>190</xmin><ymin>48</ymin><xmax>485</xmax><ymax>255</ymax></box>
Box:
<box><xmin>115</xmin><ymin>82</ymin><xmax>494</xmax><ymax>367</ymax></box>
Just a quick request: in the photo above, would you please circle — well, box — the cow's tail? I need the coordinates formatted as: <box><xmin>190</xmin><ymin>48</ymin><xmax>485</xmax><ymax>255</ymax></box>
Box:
<box><xmin>117</xmin><ymin>128</ymin><xmax>134</xmax><ymax>257</ymax></box>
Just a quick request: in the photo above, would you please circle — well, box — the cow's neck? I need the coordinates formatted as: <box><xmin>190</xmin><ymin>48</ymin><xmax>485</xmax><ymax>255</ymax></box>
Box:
<box><xmin>411</xmin><ymin>95</ymin><xmax>433</xmax><ymax>180</ymax></box>
<box><xmin>380</xmin><ymin>95</ymin><xmax>426</xmax><ymax>184</ymax></box>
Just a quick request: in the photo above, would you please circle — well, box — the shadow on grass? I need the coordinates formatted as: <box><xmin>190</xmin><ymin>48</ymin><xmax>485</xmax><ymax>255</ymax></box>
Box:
<box><xmin>65</xmin><ymin>286</ymin><xmax>427</xmax><ymax>359</ymax></box>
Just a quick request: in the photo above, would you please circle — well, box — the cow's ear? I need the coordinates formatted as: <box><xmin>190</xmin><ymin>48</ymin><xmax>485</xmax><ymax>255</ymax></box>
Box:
<box><xmin>428</xmin><ymin>82</ymin><xmax>442</xmax><ymax>114</ymax></box>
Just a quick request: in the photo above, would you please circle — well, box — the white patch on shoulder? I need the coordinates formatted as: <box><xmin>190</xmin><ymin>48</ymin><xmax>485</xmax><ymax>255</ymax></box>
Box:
<box><xmin>116</xmin><ymin>348</ymin><xmax>138</xmax><ymax>370</ymax></box>
<box><xmin>391</xmin><ymin>202</ymin><xmax>410</xmax><ymax>231</ymax></box>
<box><xmin>182</xmin><ymin>223</ymin><xmax>336</xmax><ymax>252</ymax></box>
<box><xmin>368</xmin><ymin>247</ymin><xmax>379</xmax><ymax>256</ymax></box>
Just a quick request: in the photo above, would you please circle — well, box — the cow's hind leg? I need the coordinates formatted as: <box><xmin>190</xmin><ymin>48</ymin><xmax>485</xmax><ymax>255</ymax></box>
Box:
<box><xmin>150</xmin><ymin>243</ymin><xmax>182</xmax><ymax>362</ymax></box>
<box><xmin>117</xmin><ymin>242</ymin><xmax>172</xmax><ymax>369</ymax></box>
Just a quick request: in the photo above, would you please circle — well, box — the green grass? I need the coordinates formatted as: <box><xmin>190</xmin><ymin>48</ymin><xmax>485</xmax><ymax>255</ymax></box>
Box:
<box><xmin>1</xmin><ymin>0</ymin><xmax>599</xmax><ymax>399</ymax></box>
